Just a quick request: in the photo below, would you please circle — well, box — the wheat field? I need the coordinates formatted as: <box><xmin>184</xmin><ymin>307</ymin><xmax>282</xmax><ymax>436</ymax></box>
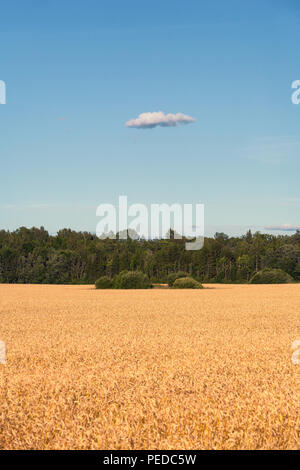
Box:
<box><xmin>0</xmin><ymin>284</ymin><xmax>299</xmax><ymax>450</ymax></box>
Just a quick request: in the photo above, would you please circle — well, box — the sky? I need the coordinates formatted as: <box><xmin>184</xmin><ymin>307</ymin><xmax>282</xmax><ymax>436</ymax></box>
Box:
<box><xmin>0</xmin><ymin>0</ymin><xmax>300</xmax><ymax>237</ymax></box>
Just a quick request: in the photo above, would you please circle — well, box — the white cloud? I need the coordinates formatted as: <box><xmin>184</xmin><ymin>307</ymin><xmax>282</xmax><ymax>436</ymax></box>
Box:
<box><xmin>265</xmin><ymin>224</ymin><xmax>300</xmax><ymax>231</ymax></box>
<box><xmin>126</xmin><ymin>111</ymin><xmax>196</xmax><ymax>129</ymax></box>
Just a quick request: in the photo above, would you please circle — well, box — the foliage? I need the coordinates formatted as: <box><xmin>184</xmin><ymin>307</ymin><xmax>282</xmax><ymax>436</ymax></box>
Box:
<box><xmin>113</xmin><ymin>270</ymin><xmax>152</xmax><ymax>289</ymax></box>
<box><xmin>172</xmin><ymin>277</ymin><xmax>203</xmax><ymax>289</ymax></box>
<box><xmin>95</xmin><ymin>276</ymin><xmax>113</xmax><ymax>289</ymax></box>
<box><xmin>250</xmin><ymin>268</ymin><xmax>293</xmax><ymax>284</ymax></box>
<box><xmin>167</xmin><ymin>271</ymin><xmax>189</xmax><ymax>287</ymax></box>
<box><xmin>1</xmin><ymin>226</ymin><xmax>300</xmax><ymax>284</ymax></box>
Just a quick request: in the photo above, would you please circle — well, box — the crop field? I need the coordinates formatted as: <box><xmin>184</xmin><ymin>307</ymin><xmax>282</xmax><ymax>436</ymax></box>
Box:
<box><xmin>0</xmin><ymin>284</ymin><xmax>299</xmax><ymax>450</ymax></box>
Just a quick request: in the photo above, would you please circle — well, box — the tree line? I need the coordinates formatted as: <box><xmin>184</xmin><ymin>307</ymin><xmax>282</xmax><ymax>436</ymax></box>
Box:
<box><xmin>0</xmin><ymin>226</ymin><xmax>300</xmax><ymax>284</ymax></box>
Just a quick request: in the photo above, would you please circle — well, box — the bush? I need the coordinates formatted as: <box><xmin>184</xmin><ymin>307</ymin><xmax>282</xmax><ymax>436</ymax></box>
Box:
<box><xmin>250</xmin><ymin>268</ymin><xmax>294</xmax><ymax>284</ymax></box>
<box><xmin>167</xmin><ymin>271</ymin><xmax>189</xmax><ymax>287</ymax></box>
<box><xmin>95</xmin><ymin>276</ymin><xmax>113</xmax><ymax>289</ymax></box>
<box><xmin>172</xmin><ymin>277</ymin><xmax>203</xmax><ymax>289</ymax></box>
<box><xmin>114</xmin><ymin>271</ymin><xmax>152</xmax><ymax>289</ymax></box>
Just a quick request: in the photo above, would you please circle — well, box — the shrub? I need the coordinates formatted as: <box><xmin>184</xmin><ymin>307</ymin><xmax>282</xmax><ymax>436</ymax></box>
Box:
<box><xmin>167</xmin><ymin>271</ymin><xmax>189</xmax><ymax>287</ymax></box>
<box><xmin>114</xmin><ymin>271</ymin><xmax>152</xmax><ymax>289</ymax></box>
<box><xmin>172</xmin><ymin>277</ymin><xmax>203</xmax><ymax>289</ymax></box>
<box><xmin>95</xmin><ymin>276</ymin><xmax>113</xmax><ymax>289</ymax></box>
<box><xmin>250</xmin><ymin>268</ymin><xmax>293</xmax><ymax>284</ymax></box>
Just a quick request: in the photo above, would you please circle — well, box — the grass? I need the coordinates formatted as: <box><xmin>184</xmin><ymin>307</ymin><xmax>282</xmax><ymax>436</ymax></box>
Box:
<box><xmin>0</xmin><ymin>284</ymin><xmax>299</xmax><ymax>450</ymax></box>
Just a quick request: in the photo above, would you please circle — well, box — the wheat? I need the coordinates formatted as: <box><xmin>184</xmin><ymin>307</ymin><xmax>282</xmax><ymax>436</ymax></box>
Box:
<box><xmin>0</xmin><ymin>284</ymin><xmax>299</xmax><ymax>449</ymax></box>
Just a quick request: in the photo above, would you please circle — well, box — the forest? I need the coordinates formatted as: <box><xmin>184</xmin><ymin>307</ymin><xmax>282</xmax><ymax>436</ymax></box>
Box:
<box><xmin>1</xmin><ymin>226</ymin><xmax>300</xmax><ymax>284</ymax></box>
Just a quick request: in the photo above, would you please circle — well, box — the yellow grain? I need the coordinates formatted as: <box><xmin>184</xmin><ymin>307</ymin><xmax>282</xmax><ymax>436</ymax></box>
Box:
<box><xmin>0</xmin><ymin>284</ymin><xmax>299</xmax><ymax>449</ymax></box>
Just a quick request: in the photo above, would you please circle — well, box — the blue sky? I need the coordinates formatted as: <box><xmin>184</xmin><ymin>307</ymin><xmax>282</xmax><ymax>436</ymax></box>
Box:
<box><xmin>1</xmin><ymin>0</ymin><xmax>300</xmax><ymax>236</ymax></box>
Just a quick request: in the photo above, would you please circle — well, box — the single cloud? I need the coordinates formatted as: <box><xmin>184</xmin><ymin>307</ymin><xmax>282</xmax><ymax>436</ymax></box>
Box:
<box><xmin>265</xmin><ymin>224</ymin><xmax>300</xmax><ymax>231</ymax></box>
<box><xmin>126</xmin><ymin>111</ymin><xmax>196</xmax><ymax>129</ymax></box>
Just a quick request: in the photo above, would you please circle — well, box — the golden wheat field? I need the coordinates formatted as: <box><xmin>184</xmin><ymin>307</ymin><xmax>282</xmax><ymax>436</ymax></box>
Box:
<box><xmin>0</xmin><ymin>284</ymin><xmax>299</xmax><ymax>450</ymax></box>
